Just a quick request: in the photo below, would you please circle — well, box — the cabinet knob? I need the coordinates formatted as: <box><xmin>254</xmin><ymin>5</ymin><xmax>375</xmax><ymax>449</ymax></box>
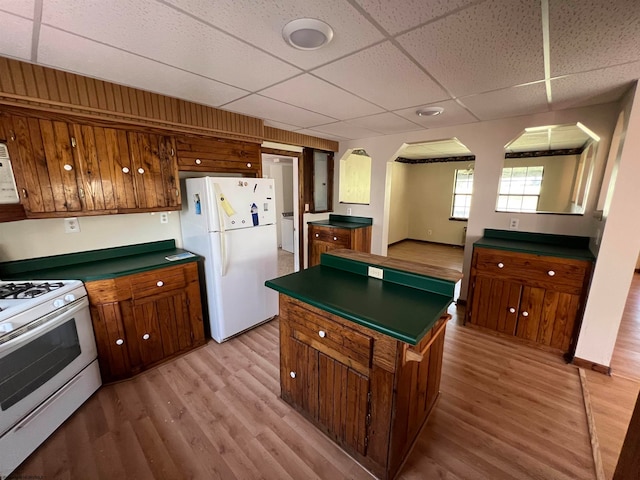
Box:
<box><xmin>246</xmin><ymin>162</ymin><xmax>252</xmax><ymax>168</ymax></box>
<box><xmin>315</xmin><ymin>233</ymin><xmax>319</xmax><ymax>238</ymax></box>
<box><xmin>497</xmin><ymin>262</ymin><xmax>504</xmax><ymax>268</ymax></box>
<box><xmin>548</xmin><ymin>270</ymin><xmax>555</xmax><ymax>276</ymax></box>
<box><xmin>142</xmin><ymin>333</ymin><xmax>150</xmax><ymax>340</ymax></box>
<box><xmin>509</xmin><ymin>307</ymin><xmax>516</xmax><ymax>313</ymax></box>
<box><xmin>138</xmin><ymin>168</ymin><xmax>145</xmax><ymax>174</ymax></box>
<box><xmin>290</xmin><ymin>371</ymin><xmax>296</xmax><ymax>379</ymax></box>
<box><xmin>522</xmin><ymin>311</ymin><xmax>529</xmax><ymax>317</ymax></box>
<box><xmin>63</xmin><ymin>164</ymin><xmax>73</xmax><ymax>171</ymax></box>
<box><xmin>115</xmin><ymin>338</ymin><xmax>124</xmax><ymax>346</ymax></box>
<box><xmin>21</xmin><ymin>188</ymin><xmax>28</xmax><ymax>199</ymax></box>
<box><xmin>122</xmin><ymin>167</ymin><xmax>130</xmax><ymax>173</ymax></box>
<box><xmin>195</xmin><ymin>159</ymin><xmax>202</xmax><ymax>165</ymax></box>
<box><xmin>157</xmin><ymin>280</ymin><xmax>164</xmax><ymax>287</ymax></box>
<box><xmin>318</xmin><ymin>330</ymin><xmax>326</xmax><ymax>338</ymax></box>
<box><xmin>333</xmin><ymin>237</ymin><xmax>337</xmax><ymax>241</ymax></box>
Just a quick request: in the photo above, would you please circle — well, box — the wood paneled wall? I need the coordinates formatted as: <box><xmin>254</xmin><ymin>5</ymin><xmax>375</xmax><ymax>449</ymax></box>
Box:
<box><xmin>264</xmin><ymin>126</ymin><xmax>338</xmax><ymax>152</ymax></box>
<box><xmin>0</xmin><ymin>57</ymin><xmax>336</xmax><ymax>150</ymax></box>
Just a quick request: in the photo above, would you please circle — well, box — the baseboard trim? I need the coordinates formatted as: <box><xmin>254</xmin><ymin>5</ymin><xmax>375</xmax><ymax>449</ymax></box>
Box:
<box><xmin>578</xmin><ymin>368</ymin><xmax>607</xmax><ymax>480</ymax></box>
<box><xmin>388</xmin><ymin>238</ymin><xmax>464</xmax><ymax>249</ymax></box>
<box><xmin>456</xmin><ymin>298</ymin><xmax>467</xmax><ymax>306</ymax></box>
<box><xmin>573</xmin><ymin>357</ymin><xmax>612</xmax><ymax>375</ymax></box>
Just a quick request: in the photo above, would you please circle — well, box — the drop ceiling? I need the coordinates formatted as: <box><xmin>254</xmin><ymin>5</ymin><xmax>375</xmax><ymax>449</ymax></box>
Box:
<box><xmin>1</xmin><ymin>0</ymin><xmax>639</xmax><ymax>142</ymax></box>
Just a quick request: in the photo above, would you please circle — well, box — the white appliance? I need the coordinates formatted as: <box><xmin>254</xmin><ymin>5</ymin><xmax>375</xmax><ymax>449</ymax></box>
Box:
<box><xmin>181</xmin><ymin>177</ymin><xmax>278</xmax><ymax>342</ymax></box>
<box><xmin>281</xmin><ymin>212</ymin><xmax>294</xmax><ymax>253</ymax></box>
<box><xmin>0</xmin><ymin>280</ymin><xmax>101</xmax><ymax>478</ymax></box>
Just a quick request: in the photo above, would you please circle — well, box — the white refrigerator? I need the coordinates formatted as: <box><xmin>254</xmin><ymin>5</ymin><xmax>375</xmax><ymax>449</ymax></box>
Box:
<box><xmin>180</xmin><ymin>177</ymin><xmax>278</xmax><ymax>342</ymax></box>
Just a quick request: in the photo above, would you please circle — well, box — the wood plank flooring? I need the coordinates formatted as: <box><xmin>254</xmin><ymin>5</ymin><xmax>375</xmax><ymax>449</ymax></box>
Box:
<box><xmin>388</xmin><ymin>240</ymin><xmax>464</xmax><ymax>272</ymax></box>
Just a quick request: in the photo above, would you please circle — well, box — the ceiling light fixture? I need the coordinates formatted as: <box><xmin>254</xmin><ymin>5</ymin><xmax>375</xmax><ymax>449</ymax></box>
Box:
<box><xmin>416</xmin><ymin>107</ymin><xmax>444</xmax><ymax>117</ymax></box>
<box><xmin>283</xmin><ymin>18</ymin><xmax>334</xmax><ymax>50</ymax></box>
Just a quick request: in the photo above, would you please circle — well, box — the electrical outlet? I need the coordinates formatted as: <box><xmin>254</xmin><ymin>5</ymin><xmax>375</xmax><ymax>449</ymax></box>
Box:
<box><xmin>160</xmin><ymin>212</ymin><xmax>169</xmax><ymax>224</ymax></box>
<box><xmin>427</xmin><ymin>229</ymin><xmax>433</xmax><ymax>236</ymax></box>
<box><xmin>64</xmin><ymin>217</ymin><xmax>80</xmax><ymax>234</ymax></box>
<box><xmin>509</xmin><ymin>218</ymin><xmax>519</xmax><ymax>230</ymax></box>
<box><xmin>347</xmin><ymin>208</ymin><xmax>352</xmax><ymax>215</ymax></box>
<box><xmin>368</xmin><ymin>266</ymin><xmax>384</xmax><ymax>279</ymax></box>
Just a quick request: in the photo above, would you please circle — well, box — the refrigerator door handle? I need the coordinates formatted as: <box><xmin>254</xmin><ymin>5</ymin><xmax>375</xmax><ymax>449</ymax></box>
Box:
<box><xmin>214</xmin><ymin>183</ymin><xmax>229</xmax><ymax>277</ymax></box>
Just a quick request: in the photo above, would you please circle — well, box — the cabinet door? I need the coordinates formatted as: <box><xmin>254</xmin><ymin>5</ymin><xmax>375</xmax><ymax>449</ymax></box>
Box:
<box><xmin>90</xmin><ymin>303</ymin><xmax>130</xmax><ymax>382</ymax></box>
<box><xmin>154</xmin><ymin>290</ymin><xmax>193</xmax><ymax>357</ymax></box>
<box><xmin>130</xmin><ymin>298</ymin><xmax>165</xmax><ymax>366</ymax></box>
<box><xmin>70</xmin><ymin>124</ymin><xmax>119</xmax><ymax>211</ymax></box>
<box><xmin>537</xmin><ymin>291</ymin><xmax>581</xmax><ymax>351</ymax></box>
<box><xmin>469</xmin><ymin>275</ymin><xmax>521</xmax><ymax>335</ymax></box>
<box><xmin>309</xmin><ymin>240</ymin><xmax>332</xmax><ymax>267</ymax></box>
<box><xmin>281</xmin><ymin>337</ymin><xmax>319</xmax><ymax>416</ymax></box>
<box><xmin>318</xmin><ymin>352</ymin><xmax>370</xmax><ymax>456</ymax></box>
<box><xmin>515</xmin><ymin>286</ymin><xmax>546</xmax><ymax>342</ymax></box>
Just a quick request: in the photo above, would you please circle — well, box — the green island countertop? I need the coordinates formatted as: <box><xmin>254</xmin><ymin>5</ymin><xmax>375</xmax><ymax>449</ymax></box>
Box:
<box><xmin>0</xmin><ymin>240</ymin><xmax>201</xmax><ymax>282</ymax></box>
<box><xmin>307</xmin><ymin>214</ymin><xmax>373</xmax><ymax>229</ymax></box>
<box><xmin>474</xmin><ymin>228</ymin><xmax>595</xmax><ymax>261</ymax></box>
<box><xmin>266</xmin><ymin>249</ymin><xmax>462</xmax><ymax>345</ymax></box>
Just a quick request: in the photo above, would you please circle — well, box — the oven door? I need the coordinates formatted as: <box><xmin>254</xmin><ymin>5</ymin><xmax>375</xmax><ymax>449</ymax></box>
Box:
<box><xmin>0</xmin><ymin>297</ymin><xmax>97</xmax><ymax>436</ymax></box>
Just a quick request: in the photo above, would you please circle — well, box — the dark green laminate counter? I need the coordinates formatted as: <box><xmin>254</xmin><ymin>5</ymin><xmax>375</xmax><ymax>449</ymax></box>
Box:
<box><xmin>0</xmin><ymin>240</ymin><xmax>201</xmax><ymax>282</ymax></box>
<box><xmin>266</xmin><ymin>250</ymin><xmax>461</xmax><ymax>345</ymax></box>
<box><xmin>307</xmin><ymin>213</ymin><xmax>373</xmax><ymax>229</ymax></box>
<box><xmin>475</xmin><ymin>228</ymin><xmax>594</xmax><ymax>260</ymax></box>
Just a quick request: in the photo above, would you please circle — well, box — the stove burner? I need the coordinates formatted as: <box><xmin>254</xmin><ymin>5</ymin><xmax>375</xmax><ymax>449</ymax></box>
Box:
<box><xmin>0</xmin><ymin>282</ymin><xmax>66</xmax><ymax>300</ymax></box>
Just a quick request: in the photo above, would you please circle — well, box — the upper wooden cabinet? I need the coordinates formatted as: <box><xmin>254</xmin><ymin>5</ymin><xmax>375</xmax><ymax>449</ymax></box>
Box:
<box><xmin>0</xmin><ymin>111</ymin><xmax>181</xmax><ymax>218</ymax></box>
<box><xmin>176</xmin><ymin>135</ymin><xmax>261</xmax><ymax>177</ymax></box>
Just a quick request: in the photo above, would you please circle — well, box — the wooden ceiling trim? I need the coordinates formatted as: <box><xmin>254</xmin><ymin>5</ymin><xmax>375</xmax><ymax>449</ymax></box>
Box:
<box><xmin>264</xmin><ymin>126</ymin><xmax>339</xmax><ymax>152</ymax></box>
<box><xmin>504</xmin><ymin>147</ymin><xmax>584</xmax><ymax>158</ymax></box>
<box><xmin>395</xmin><ymin>155</ymin><xmax>476</xmax><ymax>164</ymax></box>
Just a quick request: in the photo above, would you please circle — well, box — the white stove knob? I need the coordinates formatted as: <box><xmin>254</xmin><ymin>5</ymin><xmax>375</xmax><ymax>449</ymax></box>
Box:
<box><xmin>53</xmin><ymin>299</ymin><xmax>64</xmax><ymax>308</ymax></box>
<box><xmin>64</xmin><ymin>294</ymin><xmax>76</xmax><ymax>302</ymax></box>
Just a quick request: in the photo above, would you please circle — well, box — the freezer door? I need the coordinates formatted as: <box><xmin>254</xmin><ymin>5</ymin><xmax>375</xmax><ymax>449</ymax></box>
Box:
<box><xmin>205</xmin><ymin>177</ymin><xmax>276</xmax><ymax>231</ymax></box>
<box><xmin>206</xmin><ymin>225</ymin><xmax>278</xmax><ymax>342</ymax></box>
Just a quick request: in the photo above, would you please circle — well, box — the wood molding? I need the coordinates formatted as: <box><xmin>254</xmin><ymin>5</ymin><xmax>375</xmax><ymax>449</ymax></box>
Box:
<box><xmin>0</xmin><ymin>203</ymin><xmax>26</xmax><ymax>223</ymax></box>
<box><xmin>578</xmin><ymin>368</ymin><xmax>607</xmax><ymax>480</ymax></box>
<box><xmin>260</xmin><ymin>147</ymin><xmax>302</xmax><ymax>158</ymax></box>
<box><xmin>264</xmin><ymin>126</ymin><xmax>338</xmax><ymax>152</ymax></box>
<box><xmin>572</xmin><ymin>357</ymin><xmax>612</xmax><ymax>375</ymax></box>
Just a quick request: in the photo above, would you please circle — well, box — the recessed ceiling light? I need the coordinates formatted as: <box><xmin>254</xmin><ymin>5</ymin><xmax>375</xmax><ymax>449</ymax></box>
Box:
<box><xmin>416</xmin><ymin>107</ymin><xmax>444</xmax><ymax>117</ymax></box>
<box><xmin>283</xmin><ymin>18</ymin><xmax>334</xmax><ymax>50</ymax></box>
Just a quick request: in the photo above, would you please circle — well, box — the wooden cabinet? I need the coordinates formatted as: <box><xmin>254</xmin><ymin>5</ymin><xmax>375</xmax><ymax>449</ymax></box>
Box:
<box><xmin>176</xmin><ymin>135</ymin><xmax>261</xmax><ymax>177</ymax></box>
<box><xmin>308</xmin><ymin>224</ymin><xmax>372</xmax><ymax>267</ymax></box>
<box><xmin>279</xmin><ymin>294</ymin><xmax>448</xmax><ymax>479</ymax></box>
<box><xmin>1</xmin><ymin>111</ymin><xmax>181</xmax><ymax>218</ymax></box>
<box><xmin>467</xmin><ymin>247</ymin><xmax>592</xmax><ymax>354</ymax></box>
<box><xmin>85</xmin><ymin>262</ymin><xmax>205</xmax><ymax>382</ymax></box>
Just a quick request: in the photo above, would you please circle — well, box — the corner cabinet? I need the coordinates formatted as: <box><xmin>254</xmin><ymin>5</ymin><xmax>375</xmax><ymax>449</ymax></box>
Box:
<box><xmin>85</xmin><ymin>262</ymin><xmax>205</xmax><ymax>383</ymax></box>
<box><xmin>308</xmin><ymin>223</ymin><xmax>372</xmax><ymax>267</ymax></box>
<box><xmin>466</xmin><ymin>247</ymin><xmax>593</xmax><ymax>355</ymax></box>
<box><xmin>279</xmin><ymin>295</ymin><xmax>448</xmax><ymax>480</ymax></box>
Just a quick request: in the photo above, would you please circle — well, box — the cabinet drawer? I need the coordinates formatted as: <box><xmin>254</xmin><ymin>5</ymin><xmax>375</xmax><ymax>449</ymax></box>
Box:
<box><xmin>310</xmin><ymin>226</ymin><xmax>350</xmax><ymax>246</ymax></box>
<box><xmin>129</xmin><ymin>265</ymin><xmax>187</xmax><ymax>299</ymax></box>
<box><xmin>474</xmin><ymin>248</ymin><xmax>589</xmax><ymax>293</ymax></box>
<box><xmin>288</xmin><ymin>303</ymin><xmax>372</xmax><ymax>369</ymax></box>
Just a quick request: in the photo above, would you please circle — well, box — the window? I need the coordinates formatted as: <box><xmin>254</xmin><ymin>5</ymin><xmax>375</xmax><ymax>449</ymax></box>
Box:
<box><xmin>497</xmin><ymin>166</ymin><xmax>544</xmax><ymax>212</ymax></box>
<box><xmin>452</xmin><ymin>169</ymin><xmax>473</xmax><ymax>219</ymax></box>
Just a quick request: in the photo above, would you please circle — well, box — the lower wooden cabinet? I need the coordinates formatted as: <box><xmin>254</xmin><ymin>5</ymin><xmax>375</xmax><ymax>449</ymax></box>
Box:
<box><xmin>86</xmin><ymin>262</ymin><xmax>205</xmax><ymax>382</ymax></box>
<box><xmin>279</xmin><ymin>294</ymin><xmax>447</xmax><ymax>480</ymax></box>
<box><xmin>467</xmin><ymin>246</ymin><xmax>592</xmax><ymax>355</ymax></box>
<box><xmin>308</xmin><ymin>224</ymin><xmax>372</xmax><ymax>267</ymax></box>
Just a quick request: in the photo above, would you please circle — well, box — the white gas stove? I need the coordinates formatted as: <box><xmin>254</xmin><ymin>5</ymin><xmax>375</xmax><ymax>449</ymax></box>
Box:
<box><xmin>0</xmin><ymin>280</ymin><xmax>87</xmax><ymax>340</ymax></box>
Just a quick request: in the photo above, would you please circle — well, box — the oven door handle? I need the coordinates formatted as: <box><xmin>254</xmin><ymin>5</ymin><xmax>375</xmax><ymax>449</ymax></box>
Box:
<box><xmin>13</xmin><ymin>371</ymin><xmax>84</xmax><ymax>432</ymax></box>
<box><xmin>1</xmin><ymin>297</ymin><xmax>89</xmax><ymax>352</ymax></box>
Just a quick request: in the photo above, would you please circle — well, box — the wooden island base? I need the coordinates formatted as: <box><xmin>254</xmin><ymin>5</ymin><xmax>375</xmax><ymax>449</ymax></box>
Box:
<box><xmin>279</xmin><ymin>295</ymin><xmax>449</xmax><ymax>480</ymax></box>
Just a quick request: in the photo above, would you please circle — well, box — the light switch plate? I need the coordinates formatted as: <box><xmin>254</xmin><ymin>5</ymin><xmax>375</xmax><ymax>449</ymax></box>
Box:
<box><xmin>368</xmin><ymin>266</ymin><xmax>384</xmax><ymax>279</ymax></box>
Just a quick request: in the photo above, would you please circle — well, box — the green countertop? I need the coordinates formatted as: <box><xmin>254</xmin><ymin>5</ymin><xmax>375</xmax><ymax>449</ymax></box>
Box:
<box><xmin>475</xmin><ymin>229</ymin><xmax>594</xmax><ymax>260</ymax></box>
<box><xmin>307</xmin><ymin>214</ymin><xmax>373</xmax><ymax>229</ymax></box>
<box><xmin>0</xmin><ymin>240</ymin><xmax>201</xmax><ymax>282</ymax></box>
<box><xmin>265</xmin><ymin>252</ymin><xmax>454</xmax><ymax>345</ymax></box>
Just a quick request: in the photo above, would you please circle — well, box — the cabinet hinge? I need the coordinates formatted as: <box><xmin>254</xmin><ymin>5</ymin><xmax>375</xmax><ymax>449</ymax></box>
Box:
<box><xmin>366</xmin><ymin>413</ymin><xmax>371</xmax><ymax>426</ymax></box>
<box><xmin>364</xmin><ymin>436</ymin><xmax>369</xmax><ymax>449</ymax></box>
<box><xmin>367</xmin><ymin>391</ymin><xmax>372</xmax><ymax>404</ymax></box>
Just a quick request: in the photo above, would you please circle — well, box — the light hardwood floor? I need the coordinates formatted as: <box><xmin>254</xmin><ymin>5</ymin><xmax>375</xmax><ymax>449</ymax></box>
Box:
<box><xmin>13</xmin><ymin>244</ymin><xmax>639</xmax><ymax>480</ymax></box>
<box><xmin>387</xmin><ymin>240</ymin><xmax>464</xmax><ymax>272</ymax></box>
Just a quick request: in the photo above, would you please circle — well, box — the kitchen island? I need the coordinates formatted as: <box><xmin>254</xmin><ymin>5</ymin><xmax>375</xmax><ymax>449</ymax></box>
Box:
<box><xmin>266</xmin><ymin>249</ymin><xmax>462</xmax><ymax>480</ymax></box>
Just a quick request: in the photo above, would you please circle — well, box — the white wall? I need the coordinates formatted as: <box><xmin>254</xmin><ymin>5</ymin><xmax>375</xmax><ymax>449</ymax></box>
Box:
<box><xmin>387</xmin><ymin>161</ymin><xmax>410</xmax><ymax>244</ymax></box>
<box><xmin>332</xmin><ymin>102</ymin><xmax>619</xmax><ymax>302</ymax></box>
<box><xmin>575</xmin><ymin>84</ymin><xmax>640</xmax><ymax>366</ymax></box>
<box><xmin>0</xmin><ymin>213</ymin><xmax>182</xmax><ymax>261</ymax></box>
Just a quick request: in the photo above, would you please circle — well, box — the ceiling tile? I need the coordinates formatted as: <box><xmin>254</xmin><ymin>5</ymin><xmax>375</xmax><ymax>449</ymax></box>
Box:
<box><xmin>0</xmin><ymin>0</ymin><xmax>35</xmax><ymax>18</ymax></box>
<box><xmin>395</xmin><ymin>99</ymin><xmax>478</xmax><ymax>128</ymax></box>
<box><xmin>460</xmin><ymin>83</ymin><xmax>549</xmax><ymax>121</ymax></box>
<box><xmin>313</xmin><ymin>42</ymin><xmax>448</xmax><ymax>110</ymax></box>
<box><xmin>306</xmin><ymin>122</ymin><xmax>381</xmax><ymax>140</ymax></box>
<box><xmin>0</xmin><ymin>11</ymin><xmax>33</xmax><ymax>60</ymax></box>
<box><xmin>163</xmin><ymin>0</ymin><xmax>385</xmax><ymax>70</ymax></box>
<box><xmin>261</xmin><ymin>74</ymin><xmax>384</xmax><ymax>120</ymax></box>
<box><xmin>295</xmin><ymin>128</ymin><xmax>349</xmax><ymax>142</ymax></box>
<box><xmin>41</xmin><ymin>0</ymin><xmax>301</xmax><ymax>91</ymax></box>
<box><xmin>354</xmin><ymin>0</ymin><xmax>479</xmax><ymax>35</ymax></box>
<box><xmin>38</xmin><ymin>26</ymin><xmax>248</xmax><ymax>107</ymax></box>
<box><xmin>397</xmin><ymin>0</ymin><xmax>544</xmax><ymax>97</ymax></box>
<box><xmin>550</xmin><ymin>0</ymin><xmax>640</xmax><ymax>76</ymax></box>
<box><xmin>550</xmin><ymin>62</ymin><xmax>640</xmax><ymax>110</ymax></box>
<box><xmin>347</xmin><ymin>113</ymin><xmax>423</xmax><ymax>135</ymax></box>
<box><xmin>223</xmin><ymin>94</ymin><xmax>336</xmax><ymax>129</ymax></box>
<box><xmin>399</xmin><ymin>139</ymin><xmax>473</xmax><ymax>159</ymax></box>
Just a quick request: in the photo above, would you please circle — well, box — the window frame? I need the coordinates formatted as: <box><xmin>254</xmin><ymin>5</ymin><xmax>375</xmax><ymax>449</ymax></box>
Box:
<box><xmin>451</xmin><ymin>168</ymin><xmax>474</xmax><ymax>220</ymax></box>
<box><xmin>497</xmin><ymin>165</ymin><xmax>544</xmax><ymax>213</ymax></box>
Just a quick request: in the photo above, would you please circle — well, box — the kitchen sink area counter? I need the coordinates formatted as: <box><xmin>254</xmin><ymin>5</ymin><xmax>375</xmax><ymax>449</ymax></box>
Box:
<box><xmin>266</xmin><ymin>249</ymin><xmax>461</xmax><ymax>480</ymax></box>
